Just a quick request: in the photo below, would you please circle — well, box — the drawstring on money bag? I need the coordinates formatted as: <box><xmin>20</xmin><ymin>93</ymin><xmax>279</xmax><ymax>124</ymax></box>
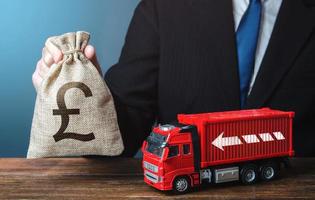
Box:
<box><xmin>63</xmin><ymin>49</ymin><xmax>82</xmax><ymax>55</ymax></box>
<box><xmin>63</xmin><ymin>49</ymin><xmax>86</xmax><ymax>64</ymax></box>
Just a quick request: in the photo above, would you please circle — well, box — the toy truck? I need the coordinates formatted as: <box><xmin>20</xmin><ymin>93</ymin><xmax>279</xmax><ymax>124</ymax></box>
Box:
<box><xmin>142</xmin><ymin>108</ymin><xmax>294</xmax><ymax>193</ymax></box>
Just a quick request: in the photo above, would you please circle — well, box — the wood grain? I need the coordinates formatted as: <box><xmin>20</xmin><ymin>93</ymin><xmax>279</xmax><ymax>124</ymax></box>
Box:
<box><xmin>0</xmin><ymin>158</ymin><xmax>314</xmax><ymax>199</ymax></box>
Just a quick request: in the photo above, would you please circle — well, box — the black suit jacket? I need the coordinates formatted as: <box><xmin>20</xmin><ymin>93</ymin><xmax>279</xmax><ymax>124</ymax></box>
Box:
<box><xmin>105</xmin><ymin>0</ymin><xmax>315</xmax><ymax>157</ymax></box>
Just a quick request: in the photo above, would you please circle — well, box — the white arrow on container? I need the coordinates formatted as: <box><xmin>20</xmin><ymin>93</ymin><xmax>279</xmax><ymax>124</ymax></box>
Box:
<box><xmin>212</xmin><ymin>132</ymin><xmax>242</xmax><ymax>151</ymax></box>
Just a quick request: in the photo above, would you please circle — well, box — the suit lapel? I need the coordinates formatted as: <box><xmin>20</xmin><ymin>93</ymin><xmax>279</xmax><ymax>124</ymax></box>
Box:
<box><xmin>246</xmin><ymin>0</ymin><xmax>315</xmax><ymax>108</ymax></box>
<box><xmin>215</xmin><ymin>0</ymin><xmax>241</xmax><ymax>109</ymax></box>
<box><xmin>192</xmin><ymin>0</ymin><xmax>241</xmax><ymax>110</ymax></box>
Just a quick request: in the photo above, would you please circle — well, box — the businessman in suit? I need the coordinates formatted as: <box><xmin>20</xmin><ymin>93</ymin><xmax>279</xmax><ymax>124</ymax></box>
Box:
<box><xmin>33</xmin><ymin>0</ymin><xmax>315</xmax><ymax>157</ymax></box>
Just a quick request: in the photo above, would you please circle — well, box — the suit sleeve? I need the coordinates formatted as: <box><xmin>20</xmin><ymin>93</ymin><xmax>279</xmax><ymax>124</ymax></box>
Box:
<box><xmin>104</xmin><ymin>0</ymin><xmax>159</xmax><ymax>157</ymax></box>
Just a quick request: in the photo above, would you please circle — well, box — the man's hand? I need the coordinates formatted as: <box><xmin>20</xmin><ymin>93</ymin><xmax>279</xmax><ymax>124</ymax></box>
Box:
<box><xmin>32</xmin><ymin>44</ymin><xmax>101</xmax><ymax>91</ymax></box>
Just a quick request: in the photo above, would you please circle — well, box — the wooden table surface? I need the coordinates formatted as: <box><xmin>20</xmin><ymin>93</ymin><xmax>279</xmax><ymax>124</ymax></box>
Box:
<box><xmin>0</xmin><ymin>157</ymin><xmax>314</xmax><ymax>199</ymax></box>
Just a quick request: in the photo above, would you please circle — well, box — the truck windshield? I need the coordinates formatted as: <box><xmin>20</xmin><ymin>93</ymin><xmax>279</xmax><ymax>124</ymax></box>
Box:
<box><xmin>146</xmin><ymin>132</ymin><xmax>167</xmax><ymax>158</ymax></box>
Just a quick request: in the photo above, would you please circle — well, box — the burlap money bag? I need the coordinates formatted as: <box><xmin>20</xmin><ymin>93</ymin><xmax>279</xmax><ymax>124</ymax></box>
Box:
<box><xmin>27</xmin><ymin>31</ymin><xmax>124</xmax><ymax>158</ymax></box>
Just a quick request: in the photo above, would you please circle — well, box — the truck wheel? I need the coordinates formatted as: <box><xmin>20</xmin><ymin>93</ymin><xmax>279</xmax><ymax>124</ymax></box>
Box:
<box><xmin>173</xmin><ymin>176</ymin><xmax>190</xmax><ymax>194</ymax></box>
<box><xmin>241</xmin><ymin>164</ymin><xmax>258</xmax><ymax>185</ymax></box>
<box><xmin>260</xmin><ymin>163</ymin><xmax>279</xmax><ymax>181</ymax></box>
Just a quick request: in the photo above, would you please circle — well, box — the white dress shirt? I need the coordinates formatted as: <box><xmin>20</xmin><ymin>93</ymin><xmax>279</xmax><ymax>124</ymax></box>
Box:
<box><xmin>232</xmin><ymin>0</ymin><xmax>283</xmax><ymax>94</ymax></box>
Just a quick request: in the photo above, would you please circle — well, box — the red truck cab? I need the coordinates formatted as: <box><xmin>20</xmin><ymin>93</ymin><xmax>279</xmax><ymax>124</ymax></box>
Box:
<box><xmin>142</xmin><ymin>108</ymin><xmax>294</xmax><ymax>193</ymax></box>
<box><xmin>142</xmin><ymin>124</ymin><xmax>199</xmax><ymax>192</ymax></box>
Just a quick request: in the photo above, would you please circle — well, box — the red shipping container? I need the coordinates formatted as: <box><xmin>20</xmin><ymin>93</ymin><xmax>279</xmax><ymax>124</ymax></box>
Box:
<box><xmin>177</xmin><ymin>108</ymin><xmax>295</xmax><ymax>168</ymax></box>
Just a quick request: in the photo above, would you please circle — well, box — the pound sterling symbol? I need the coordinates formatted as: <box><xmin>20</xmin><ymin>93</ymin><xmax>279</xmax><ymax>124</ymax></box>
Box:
<box><xmin>53</xmin><ymin>82</ymin><xmax>95</xmax><ymax>142</ymax></box>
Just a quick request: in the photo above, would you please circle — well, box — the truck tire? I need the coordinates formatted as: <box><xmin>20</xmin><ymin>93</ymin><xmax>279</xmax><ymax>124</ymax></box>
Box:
<box><xmin>240</xmin><ymin>164</ymin><xmax>258</xmax><ymax>185</ymax></box>
<box><xmin>260</xmin><ymin>162</ymin><xmax>279</xmax><ymax>181</ymax></box>
<box><xmin>173</xmin><ymin>176</ymin><xmax>190</xmax><ymax>194</ymax></box>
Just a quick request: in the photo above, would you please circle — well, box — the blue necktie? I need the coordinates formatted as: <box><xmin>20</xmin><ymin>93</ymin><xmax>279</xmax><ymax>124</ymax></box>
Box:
<box><xmin>236</xmin><ymin>0</ymin><xmax>262</xmax><ymax>108</ymax></box>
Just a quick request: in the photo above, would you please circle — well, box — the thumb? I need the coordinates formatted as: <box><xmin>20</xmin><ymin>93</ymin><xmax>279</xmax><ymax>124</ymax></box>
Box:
<box><xmin>84</xmin><ymin>45</ymin><xmax>102</xmax><ymax>74</ymax></box>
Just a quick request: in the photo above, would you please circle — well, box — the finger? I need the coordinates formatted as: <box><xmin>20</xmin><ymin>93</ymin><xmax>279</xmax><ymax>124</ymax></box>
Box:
<box><xmin>45</xmin><ymin>42</ymin><xmax>63</xmax><ymax>63</ymax></box>
<box><xmin>84</xmin><ymin>45</ymin><xmax>96</xmax><ymax>60</ymax></box>
<box><xmin>84</xmin><ymin>45</ymin><xmax>102</xmax><ymax>74</ymax></box>
<box><xmin>42</xmin><ymin>47</ymin><xmax>54</xmax><ymax>67</ymax></box>
<box><xmin>36</xmin><ymin>59</ymin><xmax>50</xmax><ymax>79</ymax></box>
<box><xmin>32</xmin><ymin>71</ymin><xmax>43</xmax><ymax>91</ymax></box>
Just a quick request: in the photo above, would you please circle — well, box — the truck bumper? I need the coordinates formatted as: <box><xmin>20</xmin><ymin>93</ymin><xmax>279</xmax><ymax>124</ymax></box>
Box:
<box><xmin>144</xmin><ymin>176</ymin><xmax>172</xmax><ymax>191</ymax></box>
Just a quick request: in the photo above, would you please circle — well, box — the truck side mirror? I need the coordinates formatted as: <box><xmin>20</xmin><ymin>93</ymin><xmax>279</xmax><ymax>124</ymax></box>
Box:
<box><xmin>142</xmin><ymin>140</ymin><xmax>147</xmax><ymax>153</ymax></box>
<box><xmin>162</xmin><ymin>147</ymin><xmax>169</xmax><ymax>161</ymax></box>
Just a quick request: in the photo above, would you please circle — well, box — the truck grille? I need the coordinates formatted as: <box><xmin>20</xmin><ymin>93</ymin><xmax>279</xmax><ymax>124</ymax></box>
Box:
<box><xmin>143</xmin><ymin>161</ymin><xmax>158</xmax><ymax>173</ymax></box>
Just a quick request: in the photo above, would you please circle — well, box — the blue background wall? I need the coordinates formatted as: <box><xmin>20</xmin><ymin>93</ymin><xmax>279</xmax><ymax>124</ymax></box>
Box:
<box><xmin>0</xmin><ymin>0</ymin><xmax>140</xmax><ymax>157</ymax></box>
